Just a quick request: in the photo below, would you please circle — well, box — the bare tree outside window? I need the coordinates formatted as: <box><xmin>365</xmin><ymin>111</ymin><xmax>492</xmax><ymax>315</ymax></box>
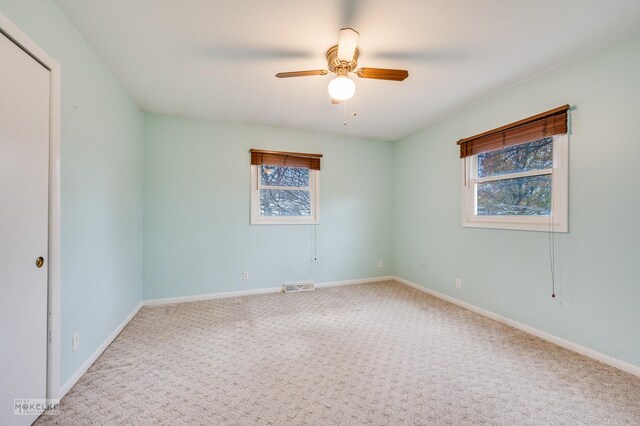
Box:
<box><xmin>476</xmin><ymin>138</ymin><xmax>552</xmax><ymax>215</ymax></box>
<box><xmin>260</xmin><ymin>165</ymin><xmax>309</xmax><ymax>187</ymax></box>
<box><xmin>259</xmin><ymin>165</ymin><xmax>311</xmax><ymax>216</ymax></box>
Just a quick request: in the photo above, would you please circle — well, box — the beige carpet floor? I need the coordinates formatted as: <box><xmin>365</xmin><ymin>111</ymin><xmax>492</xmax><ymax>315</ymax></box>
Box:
<box><xmin>37</xmin><ymin>281</ymin><xmax>640</xmax><ymax>425</ymax></box>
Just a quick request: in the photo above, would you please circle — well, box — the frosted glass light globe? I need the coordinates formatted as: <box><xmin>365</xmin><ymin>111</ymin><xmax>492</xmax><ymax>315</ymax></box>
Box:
<box><xmin>328</xmin><ymin>75</ymin><xmax>355</xmax><ymax>101</ymax></box>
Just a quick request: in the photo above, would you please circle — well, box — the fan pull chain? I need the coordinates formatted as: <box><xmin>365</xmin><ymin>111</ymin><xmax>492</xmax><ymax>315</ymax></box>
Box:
<box><xmin>353</xmin><ymin>92</ymin><xmax>357</xmax><ymax>117</ymax></box>
<box><xmin>343</xmin><ymin>101</ymin><xmax>347</xmax><ymax>126</ymax></box>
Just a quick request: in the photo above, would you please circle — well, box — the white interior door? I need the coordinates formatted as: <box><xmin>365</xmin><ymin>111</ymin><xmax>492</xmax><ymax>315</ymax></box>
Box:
<box><xmin>0</xmin><ymin>31</ymin><xmax>51</xmax><ymax>426</ymax></box>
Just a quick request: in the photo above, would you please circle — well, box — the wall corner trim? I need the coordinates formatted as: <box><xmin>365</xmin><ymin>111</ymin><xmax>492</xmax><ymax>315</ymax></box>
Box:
<box><xmin>391</xmin><ymin>276</ymin><xmax>640</xmax><ymax>378</ymax></box>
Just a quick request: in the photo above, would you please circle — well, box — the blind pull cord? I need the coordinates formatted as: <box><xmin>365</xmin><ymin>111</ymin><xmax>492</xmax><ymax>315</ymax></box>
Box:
<box><xmin>549</xmin><ymin>164</ymin><xmax>556</xmax><ymax>298</ymax></box>
<box><xmin>353</xmin><ymin>92</ymin><xmax>357</xmax><ymax>117</ymax></box>
<box><xmin>310</xmin><ymin>223</ymin><xmax>318</xmax><ymax>262</ymax></box>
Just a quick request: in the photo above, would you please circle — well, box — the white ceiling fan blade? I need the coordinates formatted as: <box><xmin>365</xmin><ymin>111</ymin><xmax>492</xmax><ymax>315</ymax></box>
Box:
<box><xmin>337</xmin><ymin>28</ymin><xmax>359</xmax><ymax>62</ymax></box>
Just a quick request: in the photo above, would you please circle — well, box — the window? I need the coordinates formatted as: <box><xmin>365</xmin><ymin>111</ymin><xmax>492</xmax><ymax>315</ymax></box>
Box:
<box><xmin>459</xmin><ymin>106</ymin><xmax>569</xmax><ymax>232</ymax></box>
<box><xmin>250</xmin><ymin>149</ymin><xmax>320</xmax><ymax>225</ymax></box>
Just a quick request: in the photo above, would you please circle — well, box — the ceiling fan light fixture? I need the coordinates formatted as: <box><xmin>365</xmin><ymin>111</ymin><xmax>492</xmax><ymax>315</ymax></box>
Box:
<box><xmin>275</xmin><ymin>28</ymin><xmax>409</xmax><ymax>108</ymax></box>
<box><xmin>328</xmin><ymin>74</ymin><xmax>355</xmax><ymax>101</ymax></box>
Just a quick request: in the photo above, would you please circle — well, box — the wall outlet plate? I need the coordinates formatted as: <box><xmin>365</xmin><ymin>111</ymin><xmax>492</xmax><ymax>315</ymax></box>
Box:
<box><xmin>378</xmin><ymin>260</ymin><xmax>383</xmax><ymax>268</ymax></box>
<box><xmin>72</xmin><ymin>331</ymin><xmax>80</xmax><ymax>351</ymax></box>
<box><xmin>242</xmin><ymin>271</ymin><xmax>249</xmax><ymax>280</ymax></box>
<box><xmin>455</xmin><ymin>279</ymin><xmax>462</xmax><ymax>289</ymax></box>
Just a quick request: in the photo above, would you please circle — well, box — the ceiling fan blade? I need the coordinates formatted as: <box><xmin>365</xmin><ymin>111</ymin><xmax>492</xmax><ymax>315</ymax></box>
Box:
<box><xmin>337</xmin><ymin>28</ymin><xmax>359</xmax><ymax>62</ymax></box>
<box><xmin>275</xmin><ymin>70</ymin><xmax>329</xmax><ymax>78</ymax></box>
<box><xmin>356</xmin><ymin>68</ymin><xmax>409</xmax><ymax>81</ymax></box>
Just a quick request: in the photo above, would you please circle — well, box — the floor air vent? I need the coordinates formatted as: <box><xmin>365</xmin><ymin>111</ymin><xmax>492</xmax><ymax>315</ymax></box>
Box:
<box><xmin>283</xmin><ymin>282</ymin><xmax>315</xmax><ymax>293</ymax></box>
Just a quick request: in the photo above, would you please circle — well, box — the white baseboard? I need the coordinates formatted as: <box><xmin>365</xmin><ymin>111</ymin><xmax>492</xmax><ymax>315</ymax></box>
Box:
<box><xmin>143</xmin><ymin>286</ymin><xmax>281</xmax><ymax>306</ymax></box>
<box><xmin>59</xmin><ymin>302</ymin><xmax>143</xmax><ymax>398</ymax></box>
<box><xmin>392</xmin><ymin>276</ymin><xmax>640</xmax><ymax>378</ymax></box>
<box><xmin>315</xmin><ymin>275</ymin><xmax>393</xmax><ymax>289</ymax></box>
<box><xmin>143</xmin><ymin>276</ymin><xmax>393</xmax><ymax>306</ymax></box>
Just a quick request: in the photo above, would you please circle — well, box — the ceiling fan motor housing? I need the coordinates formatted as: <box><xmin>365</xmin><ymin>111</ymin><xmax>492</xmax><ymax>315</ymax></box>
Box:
<box><xmin>326</xmin><ymin>45</ymin><xmax>359</xmax><ymax>74</ymax></box>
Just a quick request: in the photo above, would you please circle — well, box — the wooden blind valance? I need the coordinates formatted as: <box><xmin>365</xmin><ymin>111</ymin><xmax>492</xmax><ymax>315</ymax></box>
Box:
<box><xmin>250</xmin><ymin>149</ymin><xmax>322</xmax><ymax>170</ymax></box>
<box><xmin>457</xmin><ymin>105</ymin><xmax>569</xmax><ymax>158</ymax></box>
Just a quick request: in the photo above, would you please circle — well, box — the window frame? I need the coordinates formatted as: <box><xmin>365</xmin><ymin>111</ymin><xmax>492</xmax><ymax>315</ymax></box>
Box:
<box><xmin>461</xmin><ymin>134</ymin><xmax>568</xmax><ymax>232</ymax></box>
<box><xmin>250</xmin><ymin>164</ymin><xmax>319</xmax><ymax>225</ymax></box>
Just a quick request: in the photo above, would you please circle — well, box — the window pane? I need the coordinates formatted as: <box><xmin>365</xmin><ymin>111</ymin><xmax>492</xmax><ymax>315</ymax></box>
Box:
<box><xmin>260</xmin><ymin>165</ymin><xmax>309</xmax><ymax>187</ymax></box>
<box><xmin>478</xmin><ymin>137</ymin><xmax>552</xmax><ymax>178</ymax></box>
<box><xmin>477</xmin><ymin>175</ymin><xmax>551</xmax><ymax>216</ymax></box>
<box><xmin>260</xmin><ymin>189</ymin><xmax>311</xmax><ymax>216</ymax></box>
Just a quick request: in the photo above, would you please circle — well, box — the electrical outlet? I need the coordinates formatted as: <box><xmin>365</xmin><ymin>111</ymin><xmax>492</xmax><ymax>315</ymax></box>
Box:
<box><xmin>72</xmin><ymin>332</ymin><xmax>80</xmax><ymax>351</ymax></box>
<box><xmin>242</xmin><ymin>271</ymin><xmax>249</xmax><ymax>280</ymax></box>
<box><xmin>455</xmin><ymin>279</ymin><xmax>462</xmax><ymax>289</ymax></box>
<box><xmin>378</xmin><ymin>260</ymin><xmax>383</xmax><ymax>268</ymax></box>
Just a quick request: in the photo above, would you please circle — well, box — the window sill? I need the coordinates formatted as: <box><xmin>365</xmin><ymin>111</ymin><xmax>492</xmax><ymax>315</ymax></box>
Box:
<box><xmin>251</xmin><ymin>217</ymin><xmax>319</xmax><ymax>225</ymax></box>
<box><xmin>462</xmin><ymin>217</ymin><xmax>567</xmax><ymax>233</ymax></box>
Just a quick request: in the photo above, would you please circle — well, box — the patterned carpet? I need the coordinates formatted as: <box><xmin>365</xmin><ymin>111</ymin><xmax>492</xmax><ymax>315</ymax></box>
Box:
<box><xmin>37</xmin><ymin>281</ymin><xmax>640</xmax><ymax>425</ymax></box>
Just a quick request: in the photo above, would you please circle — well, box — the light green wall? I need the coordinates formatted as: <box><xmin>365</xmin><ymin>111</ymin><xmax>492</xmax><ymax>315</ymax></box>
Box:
<box><xmin>0</xmin><ymin>1</ymin><xmax>144</xmax><ymax>384</ymax></box>
<box><xmin>392</xmin><ymin>34</ymin><xmax>640</xmax><ymax>367</ymax></box>
<box><xmin>144</xmin><ymin>114</ymin><xmax>392</xmax><ymax>299</ymax></box>
<box><xmin>3</xmin><ymin>0</ymin><xmax>638</xmax><ymax>390</ymax></box>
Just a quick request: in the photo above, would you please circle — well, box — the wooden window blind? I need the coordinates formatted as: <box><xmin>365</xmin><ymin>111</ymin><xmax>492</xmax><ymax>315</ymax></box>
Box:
<box><xmin>457</xmin><ymin>105</ymin><xmax>569</xmax><ymax>158</ymax></box>
<box><xmin>250</xmin><ymin>149</ymin><xmax>322</xmax><ymax>170</ymax></box>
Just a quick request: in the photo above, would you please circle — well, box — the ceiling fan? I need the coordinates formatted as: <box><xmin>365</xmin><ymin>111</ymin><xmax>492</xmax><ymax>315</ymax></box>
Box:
<box><xmin>275</xmin><ymin>28</ymin><xmax>409</xmax><ymax>103</ymax></box>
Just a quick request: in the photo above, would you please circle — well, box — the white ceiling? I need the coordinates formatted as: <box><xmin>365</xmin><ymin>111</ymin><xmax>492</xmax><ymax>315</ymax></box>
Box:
<box><xmin>54</xmin><ymin>0</ymin><xmax>640</xmax><ymax>141</ymax></box>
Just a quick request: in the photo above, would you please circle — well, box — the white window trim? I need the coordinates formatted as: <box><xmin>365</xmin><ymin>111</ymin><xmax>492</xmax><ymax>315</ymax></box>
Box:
<box><xmin>461</xmin><ymin>134</ymin><xmax>568</xmax><ymax>232</ymax></box>
<box><xmin>250</xmin><ymin>165</ymin><xmax>319</xmax><ymax>225</ymax></box>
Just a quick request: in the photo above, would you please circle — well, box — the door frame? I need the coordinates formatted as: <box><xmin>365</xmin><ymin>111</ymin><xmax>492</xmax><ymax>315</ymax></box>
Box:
<box><xmin>0</xmin><ymin>12</ymin><xmax>62</xmax><ymax>400</ymax></box>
